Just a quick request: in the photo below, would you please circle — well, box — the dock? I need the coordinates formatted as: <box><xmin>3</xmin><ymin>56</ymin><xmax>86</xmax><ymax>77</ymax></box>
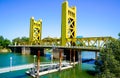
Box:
<box><xmin>26</xmin><ymin>62</ymin><xmax>77</xmax><ymax>77</ymax></box>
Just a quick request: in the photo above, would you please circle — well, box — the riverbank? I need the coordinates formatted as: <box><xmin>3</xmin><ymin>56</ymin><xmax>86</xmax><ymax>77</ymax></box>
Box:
<box><xmin>0</xmin><ymin>48</ymin><xmax>11</xmax><ymax>53</ymax></box>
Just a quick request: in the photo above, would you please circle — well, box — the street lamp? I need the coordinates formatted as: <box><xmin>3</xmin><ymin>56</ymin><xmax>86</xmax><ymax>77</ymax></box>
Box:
<box><xmin>10</xmin><ymin>57</ymin><xmax>12</xmax><ymax>71</ymax></box>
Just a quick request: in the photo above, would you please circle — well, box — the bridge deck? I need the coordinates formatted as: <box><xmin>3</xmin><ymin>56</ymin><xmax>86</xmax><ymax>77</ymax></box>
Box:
<box><xmin>9</xmin><ymin>45</ymin><xmax>100</xmax><ymax>51</ymax></box>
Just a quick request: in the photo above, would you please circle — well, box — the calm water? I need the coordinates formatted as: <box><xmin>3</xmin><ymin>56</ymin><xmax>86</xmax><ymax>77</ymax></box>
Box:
<box><xmin>0</xmin><ymin>52</ymin><xmax>96</xmax><ymax>78</ymax></box>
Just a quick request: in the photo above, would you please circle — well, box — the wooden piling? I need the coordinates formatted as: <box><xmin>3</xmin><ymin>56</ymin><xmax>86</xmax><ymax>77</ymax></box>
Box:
<box><xmin>37</xmin><ymin>50</ymin><xmax>40</xmax><ymax>78</ymax></box>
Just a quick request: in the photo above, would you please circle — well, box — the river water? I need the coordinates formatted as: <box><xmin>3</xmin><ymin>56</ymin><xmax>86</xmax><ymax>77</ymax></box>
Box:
<box><xmin>0</xmin><ymin>51</ymin><xmax>96</xmax><ymax>78</ymax></box>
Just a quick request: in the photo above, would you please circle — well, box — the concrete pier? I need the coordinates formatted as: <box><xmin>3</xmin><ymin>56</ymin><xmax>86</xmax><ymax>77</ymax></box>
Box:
<box><xmin>78</xmin><ymin>50</ymin><xmax>82</xmax><ymax>64</ymax></box>
<box><xmin>70</xmin><ymin>49</ymin><xmax>71</xmax><ymax>65</ymax></box>
<box><xmin>95</xmin><ymin>52</ymin><xmax>98</xmax><ymax>60</ymax></box>
<box><xmin>73</xmin><ymin>49</ymin><xmax>75</xmax><ymax>67</ymax></box>
<box><xmin>59</xmin><ymin>49</ymin><xmax>62</xmax><ymax>71</ymax></box>
<box><xmin>22</xmin><ymin>47</ymin><xmax>30</xmax><ymax>55</ymax></box>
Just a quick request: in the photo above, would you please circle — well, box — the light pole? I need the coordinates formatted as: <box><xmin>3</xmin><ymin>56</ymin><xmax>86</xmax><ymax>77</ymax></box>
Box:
<box><xmin>10</xmin><ymin>57</ymin><xmax>12</xmax><ymax>71</ymax></box>
<box><xmin>51</xmin><ymin>54</ymin><xmax>53</xmax><ymax>63</ymax></box>
<box><xmin>33</xmin><ymin>55</ymin><xmax>36</xmax><ymax>65</ymax></box>
<box><xmin>32</xmin><ymin>55</ymin><xmax>36</xmax><ymax>76</ymax></box>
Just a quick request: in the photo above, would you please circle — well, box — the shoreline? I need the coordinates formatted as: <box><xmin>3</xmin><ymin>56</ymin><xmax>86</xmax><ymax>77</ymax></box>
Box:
<box><xmin>0</xmin><ymin>48</ymin><xmax>11</xmax><ymax>53</ymax></box>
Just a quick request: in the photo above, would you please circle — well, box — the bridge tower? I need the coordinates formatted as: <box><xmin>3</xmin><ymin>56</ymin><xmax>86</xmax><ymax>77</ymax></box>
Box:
<box><xmin>61</xmin><ymin>1</ymin><xmax>76</xmax><ymax>46</ymax></box>
<box><xmin>29</xmin><ymin>17</ymin><xmax>42</xmax><ymax>45</ymax></box>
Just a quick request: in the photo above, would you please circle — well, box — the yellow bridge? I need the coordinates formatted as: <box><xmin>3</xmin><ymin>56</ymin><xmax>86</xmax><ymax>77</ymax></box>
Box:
<box><xmin>7</xmin><ymin>1</ymin><xmax>115</xmax><ymax>77</ymax></box>
<box><xmin>27</xmin><ymin>1</ymin><xmax>113</xmax><ymax>48</ymax></box>
<box><xmin>9</xmin><ymin>1</ymin><xmax>114</xmax><ymax>60</ymax></box>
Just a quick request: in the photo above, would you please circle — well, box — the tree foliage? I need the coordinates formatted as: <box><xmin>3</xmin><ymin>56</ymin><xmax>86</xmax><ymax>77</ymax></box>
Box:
<box><xmin>118</xmin><ymin>32</ymin><xmax>120</xmax><ymax>39</ymax></box>
<box><xmin>0</xmin><ymin>35</ymin><xmax>11</xmax><ymax>48</ymax></box>
<box><xmin>0</xmin><ymin>36</ymin><xmax>4</xmax><ymax>47</ymax></box>
<box><xmin>0</xmin><ymin>35</ymin><xmax>29</xmax><ymax>48</ymax></box>
<box><xmin>12</xmin><ymin>36</ymin><xmax>29</xmax><ymax>45</ymax></box>
<box><xmin>96</xmin><ymin>38</ymin><xmax>120</xmax><ymax>78</ymax></box>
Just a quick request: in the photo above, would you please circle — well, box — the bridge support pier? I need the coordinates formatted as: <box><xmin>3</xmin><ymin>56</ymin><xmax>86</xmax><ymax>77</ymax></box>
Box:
<box><xmin>59</xmin><ymin>49</ymin><xmax>62</xmax><ymax>71</ymax></box>
<box><xmin>13</xmin><ymin>47</ymin><xmax>16</xmax><ymax>53</ymax></box>
<box><xmin>73</xmin><ymin>49</ymin><xmax>75</xmax><ymax>67</ymax></box>
<box><xmin>64</xmin><ymin>49</ymin><xmax>78</xmax><ymax>63</ymax></box>
<box><xmin>78</xmin><ymin>50</ymin><xmax>82</xmax><ymax>64</ymax></box>
<box><xmin>70</xmin><ymin>49</ymin><xmax>71</xmax><ymax>65</ymax></box>
<box><xmin>10</xmin><ymin>47</ymin><xmax>21</xmax><ymax>53</ymax></box>
<box><xmin>22</xmin><ymin>47</ymin><xmax>30</xmax><ymax>55</ymax></box>
<box><xmin>30</xmin><ymin>48</ymin><xmax>45</xmax><ymax>56</ymax></box>
<box><xmin>95</xmin><ymin>52</ymin><xmax>98</xmax><ymax>60</ymax></box>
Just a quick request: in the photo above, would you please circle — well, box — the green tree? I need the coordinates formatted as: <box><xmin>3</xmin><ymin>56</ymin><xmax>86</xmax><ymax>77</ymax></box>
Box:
<box><xmin>118</xmin><ymin>32</ymin><xmax>120</xmax><ymax>39</ymax></box>
<box><xmin>12</xmin><ymin>37</ymin><xmax>29</xmax><ymax>45</ymax></box>
<box><xmin>0</xmin><ymin>36</ymin><xmax>4</xmax><ymax>44</ymax></box>
<box><xmin>12</xmin><ymin>37</ymin><xmax>21</xmax><ymax>45</ymax></box>
<box><xmin>0</xmin><ymin>36</ymin><xmax>4</xmax><ymax>48</ymax></box>
<box><xmin>21</xmin><ymin>36</ymin><xmax>29</xmax><ymax>45</ymax></box>
<box><xmin>0</xmin><ymin>36</ymin><xmax>11</xmax><ymax>48</ymax></box>
<box><xmin>2</xmin><ymin>38</ymin><xmax>11</xmax><ymax>48</ymax></box>
<box><xmin>96</xmin><ymin>39</ymin><xmax>120</xmax><ymax>78</ymax></box>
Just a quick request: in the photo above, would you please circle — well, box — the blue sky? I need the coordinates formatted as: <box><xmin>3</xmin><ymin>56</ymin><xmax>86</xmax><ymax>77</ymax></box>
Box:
<box><xmin>0</xmin><ymin>0</ymin><xmax>120</xmax><ymax>41</ymax></box>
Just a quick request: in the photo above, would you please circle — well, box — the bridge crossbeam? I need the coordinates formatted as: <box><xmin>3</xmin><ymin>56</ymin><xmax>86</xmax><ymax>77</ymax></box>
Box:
<box><xmin>76</xmin><ymin>37</ymin><xmax>112</xmax><ymax>48</ymax></box>
<box><xmin>10</xmin><ymin>36</ymin><xmax>113</xmax><ymax>49</ymax></box>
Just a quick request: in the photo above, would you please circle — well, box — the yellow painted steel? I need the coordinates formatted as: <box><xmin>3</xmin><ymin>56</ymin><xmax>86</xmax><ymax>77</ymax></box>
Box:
<box><xmin>61</xmin><ymin>1</ymin><xmax>76</xmax><ymax>46</ymax></box>
<box><xmin>40</xmin><ymin>36</ymin><xmax>113</xmax><ymax>48</ymax></box>
<box><xmin>76</xmin><ymin>37</ymin><xmax>113</xmax><ymax>48</ymax></box>
<box><xmin>29</xmin><ymin>17</ymin><xmax>42</xmax><ymax>45</ymax></box>
<box><xmin>28</xmin><ymin>1</ymin><xmax>114</xmax><ymax>49</ymax></box>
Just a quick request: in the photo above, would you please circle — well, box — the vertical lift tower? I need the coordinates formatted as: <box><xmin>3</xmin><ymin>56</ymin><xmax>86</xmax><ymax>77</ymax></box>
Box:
<box><xmin>61</xmin><ymin>1</ymin><xmax>76</xmax><ymax>46</ymax></box>
<box><xmin>61</xmin><ymin>1</ymin><xmax>78</xmax><ymax>61</ymax></box>
<box><xmin>29</xmin><ymin>17</ymin><xmax>42</xmax><ymax>45</ymax></box>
